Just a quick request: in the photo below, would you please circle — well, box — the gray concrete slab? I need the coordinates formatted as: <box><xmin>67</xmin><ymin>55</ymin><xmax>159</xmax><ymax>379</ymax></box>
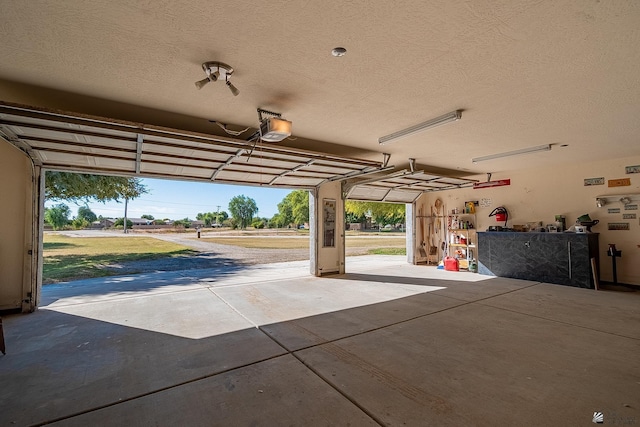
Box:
<box><xmin>49</xmin><ymin>354</ymin><xmax>379</xmax><ymax>427</ymax></box>
<box><xmin>0</xmin><ymin>299</ymin><xmax>285</xmax><ymax>426</ymax></box>
<box><xmin>2</xmin><ymin>255</ymin><xmax>639</xmax><ymax>426</ymax></box>
<box><xmin>296</xmin><ymin>302</ymin><xmax>640</xmax><ymax>426</ymax></box>
<box><xmin>480</xmin><ymin>282</ymin><xmax>640</xmax><ymax>339</ymax></box>
<box><xmin>261</xmin><ymin>292</ymin><xmax>463</xmax><ymax>351</ymax></box>
<box><xmin>212</xmin><ymin>274</ymin><xmax>446</xmax><ymax>327</ymax></box>
<box><xmin>49</xmin><ymin>288</ymin><xmax>256</xmax><ymax>339</ymax></box>
<box><xmin>41</xmin><ymin>260</ymin><xmax>311</xmax><ymax>307</ymax></box>
<box><xmin>429</xmin><ymin>275</ymin><xmax>540</xmax><ymax>302</ymax></box>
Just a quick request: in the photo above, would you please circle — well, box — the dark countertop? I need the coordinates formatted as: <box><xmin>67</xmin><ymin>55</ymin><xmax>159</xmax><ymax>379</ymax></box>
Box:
<box><xmin>478</xmin><ymin>231</ymin><xmax>599</xmax><ymax>235</ymax></box>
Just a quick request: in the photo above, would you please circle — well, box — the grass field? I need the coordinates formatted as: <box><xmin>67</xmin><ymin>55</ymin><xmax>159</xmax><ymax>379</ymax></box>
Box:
<box><xmin>199</xmin><ymin>236</ymin><xmax>406</xmax><ymax>249</ymax></box>
<box><xmin>43</xmin><ymin>234</ymin><xmax>194</xmax><ymax>284</ymax></box>
<box><xmin>43</xmin><ymin>233</ymin><xmax>406</xmax><ymax>284</ymax></box>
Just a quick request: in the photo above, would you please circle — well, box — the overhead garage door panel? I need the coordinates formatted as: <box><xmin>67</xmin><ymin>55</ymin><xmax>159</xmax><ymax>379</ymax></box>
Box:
<box><xmin>383</xmin><ymin>189</ymin><xmax>422</xmax><ymax>203</ymax></box>
<box><xmin>38</xmin><ymin>151</ymin><xmax>136</xmax><ymax>171</ymax></box>
<box><xmin>270</xmin><ymin>176</ymin><xmax>325</xmax><ymax>187</ymax></box>
<box><xmin>348</xmin><ymin>186</ymin><xmax>391</xmax><ymax>201</ymax></box>
<box><xmin>142</xmin><ymin>140</ymin><xmax>237</xmax><ymax>160</ymax></box>
<box><xmin>30</xmin><ymin>141</ymin><xmax>135</xmax><ymax>160</ymax></box>
<box><xmin>142</xmin><ymin>153</ymin><xmax>224</xmax><ymax>169</ymax></box>
<box><xmin>140</xmin><ymin>162</ymin><xmax>216</xmax><ymax>179</ymax></box>
<box><xmin>0</xmin><ymin>102</ymin><xmax>388</xmax><ymax>189</ymax></box>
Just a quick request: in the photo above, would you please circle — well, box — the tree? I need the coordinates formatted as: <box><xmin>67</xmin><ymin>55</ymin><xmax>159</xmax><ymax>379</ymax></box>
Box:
<box><xmin>228</xmin><ymin>195</ymin><xmax>258</xmax><ymax>229</ymax></box>
<box><xmin>345</xmin><ymin>201</ymin><xmax>405</xmax><ymax>228</ymax></box>
<box><xmin>173</xmin><ymin>218</ymin><xmax>192</xmax><ymax>228</ymax></box>
<box><xmin>251</xmin><ymin>218</ymin><xmax>265</xmax><ymax>229</ymax></box>
<box><xmin>141</xmin><ymin>214</ymin><xmax>154</xmax><ymax>220</ymax></box>
<box><xmin>197</xmin><ymin>211</ymin><xmax>229</xmax><ymax>227</ymax></box>
<box><xmin>345</xmin><ymin>210</ymin><xmax>366</xmax><ymax>224</ymax></box>
<box><xmin>77</xmin><ymin>206</ymin><xmax>97</xmax><ymax>223</ymax></box>
<box><xmin>269</xmin><ymin>213</ymin><xmax>285</xmax><ymax>228</ymax></box>
<box><xmin>114</xmin><ymin>218</ymin><xmax>133</xmax><ymax>228</ymax></box>
<box><xmin>45</xmin><ymin>204</ymin><xmax>71</xmax><ymax>230</ymax></box>
<box><xmin>275</xmin><ymin>190</ymin><xmax>309</xmax><ymax>227</ymax></box>
<box><xmin>45</xmin><ymin>172</ymin><xmax>149</xmax><ymax>203</ymax></box>
<box><xmin>71</xmin><ymin>217</ymin><xmax>89</xmax><ymax>229</ymax></box>
<box><xmin>45</xmin><ymin>171</ymin><xmax>149</xmax><ymax>234</ymax></box>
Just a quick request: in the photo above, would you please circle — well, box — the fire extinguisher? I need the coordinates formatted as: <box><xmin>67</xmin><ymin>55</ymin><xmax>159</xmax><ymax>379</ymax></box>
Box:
<box><xmin>489</xmin><ymin>206</ymin><xmax>509</xmax><ymax>227</ymax></box>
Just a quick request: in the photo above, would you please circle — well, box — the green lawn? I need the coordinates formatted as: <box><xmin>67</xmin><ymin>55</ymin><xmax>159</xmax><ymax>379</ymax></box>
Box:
<box><xmin>367</xmin><ymin>248</ymin><xmax>407</xmax><ymax>255</ymax></box>
<box><xmin>43</xmin><ymin>234</ymin><xmax>194</xmax><ymax>284</ymax></box>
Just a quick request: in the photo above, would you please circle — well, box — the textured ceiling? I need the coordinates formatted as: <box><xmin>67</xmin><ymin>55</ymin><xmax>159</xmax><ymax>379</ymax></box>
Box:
<box><xmin>1</xmin><ymin>0</ymin><xmax>639</xmax><ymax>176</ymax></box>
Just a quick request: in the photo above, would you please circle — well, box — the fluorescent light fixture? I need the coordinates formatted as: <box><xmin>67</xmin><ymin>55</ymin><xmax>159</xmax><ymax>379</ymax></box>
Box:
<box><xmin>260</xmin><ymin>118</ymin><xmax>292</xmax><ymax>142</ymax></box>
<box><xmin>378</xmin><ymin>110</ymin><xmax>462</xmax><ymax>145</ymax></box>
<box><xmin>472</xmin><ymin>144</ymin><xmax>551</xmax><ymax>164</ymax></box>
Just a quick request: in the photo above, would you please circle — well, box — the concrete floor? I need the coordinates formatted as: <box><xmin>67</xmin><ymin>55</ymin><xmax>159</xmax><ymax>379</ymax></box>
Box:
<box><xmin>1</xmin><ymin>255</ymin><xmax>639</xmax><ymax>426</ymax></box>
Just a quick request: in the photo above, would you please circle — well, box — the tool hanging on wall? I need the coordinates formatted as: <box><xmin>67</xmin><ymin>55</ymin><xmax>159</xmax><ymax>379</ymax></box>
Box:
<box><xmin>429</xmin><ymin>206</ymin><xmax>438</xmax><ymax>257</ymax></box>
<box><xmin>418</xmin><ymin>207</ymin><xmax>427</xmax><ymax>259</ymax></box>
<box><xmin>489</xmin><ymin>206</ymin><xmax>509</xmax><ymax>227</ymax></box>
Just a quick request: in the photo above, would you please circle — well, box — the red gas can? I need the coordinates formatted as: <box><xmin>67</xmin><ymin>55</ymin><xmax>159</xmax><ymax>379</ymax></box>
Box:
<box><xmin>444</xmin><ymin>256</ymin><xmax>459</xmax><ymax>271</ymax></box>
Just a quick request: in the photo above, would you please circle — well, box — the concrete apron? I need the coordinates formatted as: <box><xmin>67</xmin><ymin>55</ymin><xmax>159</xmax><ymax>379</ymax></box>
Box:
<box><xmin>0</xmin><ymin>255</ymin><xmax>638</xmax><ymax>426</ymax></box>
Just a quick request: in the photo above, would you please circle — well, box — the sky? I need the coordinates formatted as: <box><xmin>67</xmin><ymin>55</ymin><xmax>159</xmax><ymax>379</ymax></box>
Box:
<box><xmin>45</xmin><ymin>177</ymin><xmax>294</xmax><ymax>220</ymax></box>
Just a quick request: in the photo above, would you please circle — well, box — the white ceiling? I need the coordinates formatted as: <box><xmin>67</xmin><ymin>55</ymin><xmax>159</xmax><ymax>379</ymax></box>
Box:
<box><xmin>1</xmin><ymin>0</ymin><xmax>639</xmax><ymax>176</ymax></box>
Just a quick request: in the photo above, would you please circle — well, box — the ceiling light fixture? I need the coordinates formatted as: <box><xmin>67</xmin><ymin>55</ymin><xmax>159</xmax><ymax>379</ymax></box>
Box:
<box><xmin>332</xmin><ymin>47</ymin><xmax>347</xmax><ymax>57</ymax></box>
<box><xmin>258</xmin><ymin>108</ymin><xmax>292</xmax><ymax>143</ymax></box>
<box><xmin>378</xmin><ymin>110</ymin><xmax>462</xmax><ymax>145</ymax></box>
<box><xmin>472</xmin><ymin>144</ymin><xmax>551</xmax><ymax>164</ymax></box>
<box><xmin>195</xmin><ymin>61</ymin><xmax>239</xmax><ymax>96</ymax></box>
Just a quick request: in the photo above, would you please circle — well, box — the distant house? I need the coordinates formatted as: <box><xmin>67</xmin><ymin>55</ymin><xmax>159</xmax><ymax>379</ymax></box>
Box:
<box><xmin>128</xmin><ymin>218</ymin><xmax>153</xmax><ymax>226</ymax></box>
<box><xmin>91</xmin><ymin>218</ymin><xmax>116</xmax><ymax>229</ymax></box>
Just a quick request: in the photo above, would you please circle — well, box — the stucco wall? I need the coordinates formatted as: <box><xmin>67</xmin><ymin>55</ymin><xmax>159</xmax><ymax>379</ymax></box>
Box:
<box><xmin>0</xmin><ymin>140</ymin><xmax>32</xmax><ymax>310</ymax></box>
<box><xmin>417</xmin><ymin>155</ymin><xmax>640</xmax><ymax>285</ymax></box>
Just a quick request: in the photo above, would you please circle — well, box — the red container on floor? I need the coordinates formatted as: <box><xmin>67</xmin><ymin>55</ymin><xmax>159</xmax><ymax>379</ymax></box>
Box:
<box><xmin>444</xmin><ymin>257</ymin><xmax>459</xmax><ymax>271</ymax></box>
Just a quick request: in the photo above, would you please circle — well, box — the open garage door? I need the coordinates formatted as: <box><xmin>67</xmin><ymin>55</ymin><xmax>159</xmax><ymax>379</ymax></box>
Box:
<box><xmin>0</xmin><ymin>102</ymin><xmax>386</xmax><ymax>187</ymax></box>
<box><xmin>345</xmin><ymin>169</ymin><xmax>478</xmax><ymax>203</ymax></box>
<box><xmin>0</xmin><ymin>101</ymin><xmax>394</xmax><ymax>311</ymax></box>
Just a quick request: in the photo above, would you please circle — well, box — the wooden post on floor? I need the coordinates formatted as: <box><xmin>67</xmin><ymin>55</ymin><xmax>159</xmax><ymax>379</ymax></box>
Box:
<box><xmin>0</xmin><ymin>317</ymin><xmax>5</xmax><ymax>355</ymax></box>
<box><xmin>591</xmin><ymin>257</ymin><xmax>599</xmax><ymax>290</ymax></box>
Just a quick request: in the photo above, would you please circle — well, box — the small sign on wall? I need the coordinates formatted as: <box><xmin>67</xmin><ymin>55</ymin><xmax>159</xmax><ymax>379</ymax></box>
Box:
<box><xmin>473</xmin><ymin>179</ymin><xmax>510</xmax><ymax>189</ymax></box>
<box><xmin>608</xmin><ymin>178</ymin><xmax>631</xmax><ymax>187</ymax></box>
<box><xmin>622</xmin><ymin>213</ymin><xmax>636</xmax><ymax>219</ymax></box>
<box><xmin>608</xmin><ymin>208</ymin><xmax>621</xmax><ymax>214</ymax></box>
<box><xmin>624</xmin><ymin>204</ymin><xmax>638</xmax><ymax>211</ymax></box>
<box><xmin>626</xmin><ymin>165</ymin><xmax>640</xmax><ymax>174</ymax></box>
<box><xmin>584</xmin><ymin>177</ymin><xmax>604</xmax><ymax>186</ymax></box>
<box><xmin>608</xmin><ymin>222</ymin><xmax>630</xmax><ymax>231</ymax></box>
<box><xmin>322</xmin><ymin>199</ymin><xmax>336</xmax><ymax>247</ymax></box>
<box><xmin>479</xmin><ymin>198</ymin><xmax>492</xmax><ymax>208</ymax></box>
